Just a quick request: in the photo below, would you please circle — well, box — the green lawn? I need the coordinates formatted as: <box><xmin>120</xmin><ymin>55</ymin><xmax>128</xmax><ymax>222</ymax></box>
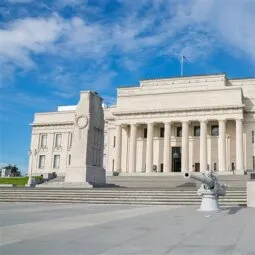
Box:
<box><xmin>0</xmin><ymin>176</ymin><xmax>43</xmax><ymax>186</ymax></box>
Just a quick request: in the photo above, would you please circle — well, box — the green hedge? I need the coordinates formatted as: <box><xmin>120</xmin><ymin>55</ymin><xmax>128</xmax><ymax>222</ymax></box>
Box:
<box><xmin>0</xmin><ymin>176</ymin><xmax>43</xmax><ymax>186</ymax></box>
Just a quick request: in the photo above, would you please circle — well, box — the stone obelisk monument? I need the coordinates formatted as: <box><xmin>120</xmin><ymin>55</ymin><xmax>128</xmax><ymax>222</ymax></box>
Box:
<box><xmin>65</xmin><ymin>91</ymin><xmax>106</xmax><ymax>187</ymax></box>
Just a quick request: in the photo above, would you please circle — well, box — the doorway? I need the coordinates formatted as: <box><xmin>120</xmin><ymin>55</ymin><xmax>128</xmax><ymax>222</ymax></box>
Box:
<box><xmin>194</xmin><ymin>163</ymin><xmax>200</xmax><ymax>172</ymax></box>
<box><xmin>172</xmin><ymin>147</ymin><xmax>181</xmax><ymax>172</ymax></box>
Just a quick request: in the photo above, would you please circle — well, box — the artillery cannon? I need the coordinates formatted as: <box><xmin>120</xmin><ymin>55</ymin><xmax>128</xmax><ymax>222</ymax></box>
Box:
<box><xmin>184</xmin><ymin>171</ymin><xmax>227</xmax><ymax>211</ymax></box>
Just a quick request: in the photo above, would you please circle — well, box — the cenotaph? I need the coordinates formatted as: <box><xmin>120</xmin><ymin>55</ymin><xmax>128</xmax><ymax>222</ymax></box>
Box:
<box><xmin>64</xmin><ymin>91</ymin><xmax>106</xmax><ymax>187</ymax></box>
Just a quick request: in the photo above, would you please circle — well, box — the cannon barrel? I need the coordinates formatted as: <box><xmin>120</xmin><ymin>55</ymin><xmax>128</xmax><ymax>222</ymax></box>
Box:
<box><xmin>184</xmin><ymin>172</ymin><xmax>214</xmax><ymax>189</ymax></box>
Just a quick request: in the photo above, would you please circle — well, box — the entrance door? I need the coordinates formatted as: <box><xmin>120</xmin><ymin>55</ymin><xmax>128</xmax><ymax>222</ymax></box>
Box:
<box><xmin>172</xmin><ymin>147</ymin><xmax>181</xmax><ymax>172</ymax></box>
<box><xmin>195</xmin><ymin>163</ymin><xmax>200</xmax><ymax>172</ymax></box>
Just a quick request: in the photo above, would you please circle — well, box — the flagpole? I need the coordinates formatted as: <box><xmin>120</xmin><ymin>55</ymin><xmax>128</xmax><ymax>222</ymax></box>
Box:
<box><xmin>181</xmin><ymin>55</ymin><xmax>184</xmax><ymax>76</ymax></box>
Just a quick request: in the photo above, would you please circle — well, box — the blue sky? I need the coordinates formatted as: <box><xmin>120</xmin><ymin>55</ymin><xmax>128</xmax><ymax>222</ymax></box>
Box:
<box><xmin>1</xmin><ymin>0</ymin><xmax>255</xmax><ymax>173</ymax></box>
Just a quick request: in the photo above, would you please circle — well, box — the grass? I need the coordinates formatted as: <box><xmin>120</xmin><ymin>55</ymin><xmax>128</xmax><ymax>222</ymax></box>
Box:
<box><xmin>0</xmin><ymin>176</ymin><xmax>43</xmax><ymax>186</ymax></box>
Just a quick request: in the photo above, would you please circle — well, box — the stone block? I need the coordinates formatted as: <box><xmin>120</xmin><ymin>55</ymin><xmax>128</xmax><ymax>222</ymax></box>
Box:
<box><xmin>247</xmin><ymin>181</ymin><xmax>255</xmax><ymax>207</ymax></box>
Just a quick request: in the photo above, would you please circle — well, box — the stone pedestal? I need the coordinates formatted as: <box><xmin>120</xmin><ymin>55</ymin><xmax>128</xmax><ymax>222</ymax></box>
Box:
<box><xmin>247</xmin><ymin>181</ymin><xmax>255</xmax><ymax>207</ymax></box>
<box><xmin>65</xmin><ymin>91</ymin><xmax>106</xmax><ymax>187</ymax></box>
<box><xmin>198</xmin><ymin>193</ymin><xmax>220</xmax><ymax>211</ymax></box>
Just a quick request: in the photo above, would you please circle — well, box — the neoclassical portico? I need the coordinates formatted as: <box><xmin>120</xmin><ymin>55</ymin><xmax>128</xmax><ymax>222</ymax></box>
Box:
<box><xmin>103</xmin><ymin>73</ymin><xmax>254</xmax><ymax>175</ymax></box>
<box><xmin>113</xmin><ymin>116</ymin><xmax>245</xmax><ymax>174</ymax></box>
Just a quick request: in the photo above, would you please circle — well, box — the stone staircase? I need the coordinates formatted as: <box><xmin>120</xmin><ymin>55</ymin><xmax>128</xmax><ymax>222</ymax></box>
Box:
<box><xmin>0</xmin><ymin>175</ymin><xmax>248</xmax><ymax>206</ymax></box>
<box><xmin>106</xmin><ymin>174</ymin><xmax>250</xmax><ymax>188</ymax></box>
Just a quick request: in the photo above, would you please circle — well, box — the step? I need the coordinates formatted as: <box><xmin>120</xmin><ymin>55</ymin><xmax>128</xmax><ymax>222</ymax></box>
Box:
<box><xmin>0</xmin><ymin>199</ymin><xmax>246</xmax><ymax>207</ymax></box>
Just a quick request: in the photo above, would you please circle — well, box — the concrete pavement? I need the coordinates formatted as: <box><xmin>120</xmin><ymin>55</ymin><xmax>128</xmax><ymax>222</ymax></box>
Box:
<box><xmin>0</xmin><ymin>203</ymin><xmax>254</xmax><ymax>255</ymax></box>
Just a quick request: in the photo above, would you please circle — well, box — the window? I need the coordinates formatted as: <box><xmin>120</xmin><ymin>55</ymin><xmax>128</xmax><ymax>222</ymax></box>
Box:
<box><xmin>211</xmin><ymin>125</ymin><xmax>219</xmax><ymax>136</ymax></box>
<box><xmin>68</xmin><ymin>133</ymin><xmax>73</xmax><ymax>147</ymax></box>
<box><xmin>40</xmin><ymin>134</ymin><xmax>47</xmax><ymax>148</ymax></box>
<box><xmin>214</xmin><ymin>162</ymin><xmax>217</xmax><ymax>171</ymax></box>
<box><xmin>160</xmin><ymin>163</ymin><xmax>164</xmax><ymax>172</ymax></box>
<box><xmin>252</xmin><ymin>131</ymin><xmax>254</xmax><ymax>144</ymax></box>
<box><xmin>143</xmin><ymin>128</ymin><xmax>147</xmax><ymax>138</ymax></box>
<box><xmin>53</xmin><ymin>155</ymin><xmax>60</xmax><ymax>168</ymax></box>
<box><xmin>232</xmin><ymin>162</ymin><xmax>235</xmax><ymax>171</ymax></box>
<box><xmin>253</xmin><ymin>156</ymin><xmax>255</xmax><ymax>171</ymax></box>
<box><xmin>38</xmin><ymin>155</ymin><xmax>45</xmax><ymax>169</ymax></box>
<box><xmin>113</xmin><ymin>136</ymin><xmax>116</xmax><ymax>147</ymax></box>
<box><xmin>176</xmin><ymin>127</ymin><xmax>182</xmax><ymax>137</ymax></box>
<box><xmin>55</xmin><ymin>134</ymin><xmax>62</xmax><ymax>148</ymax></box>
<box><xmin>112</xmin><ymin>159</ymin><xmax>115</xmax><ymax>171</ymax></box>
<box><xmin>160</xmin><ymin>127</ymin><xmax>164</xmax><ymax>138</ymax></box>
<box><xmin>68</xmin><ymin>155</ymin><xmax>71</xmax><ymax>166</ymax></box>
<box><xmin>194</xmin><ymin>126</ymin><xmax>200</xmax><ymax>137</ymax></box>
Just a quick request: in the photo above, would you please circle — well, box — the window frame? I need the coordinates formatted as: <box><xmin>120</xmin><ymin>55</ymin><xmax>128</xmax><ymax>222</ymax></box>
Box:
<box><xmin>55</xmin><ymin>133</ymin><xmax>62</xmax><ymax>148</ymax></box>
<box><xmin>176</xmin><ymin>126</ymin><xmax>182</xmax><ymax>137</ymax></box>
<box><xmin>211</xmin><ymin>125</ymin><xmax>219</xmax><ymax>136</ymax></box>
<box><xmin>113</xmin><ymin>136</ymin><xmax>116</xmax><ymax>148</ymax></box>
<box><xmin>68</xmin><ymin>132</ymin><xmax>73</xmax><ymax>147</ymax></box>
<box><xmin>38</xmin><ymin>155</ymin><xmax>45</xmax><ymax>169</ymax></box>
<box><xmin>40</xmin><ymin>134</ymin><xmax>47</xmax><ymax>148</ymax></box>
<box><xmin>194</xmin><ymin>126</ymin><xmax>200</xmax><ymax>137</ymax></box>
<box><xmin>160</xmin><ymin>127</ymin><xmax>164</xmax><ymax>138</ymax></box>
<box><xmin>143</xmin><ymin>128</ymin><xmax>147</xmax><ymax>138</ymax></box>
<box><xmin>53</xmin><ymin>155</ymin><xmax>60</xmax><ymax>169</ymax></box>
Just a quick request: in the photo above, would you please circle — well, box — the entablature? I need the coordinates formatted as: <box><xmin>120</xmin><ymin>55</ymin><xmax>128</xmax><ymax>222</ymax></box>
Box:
<box><xmin>114</xmin><ymin>107</ymin><xmax>243</xmax><ymax>125</ymax></box>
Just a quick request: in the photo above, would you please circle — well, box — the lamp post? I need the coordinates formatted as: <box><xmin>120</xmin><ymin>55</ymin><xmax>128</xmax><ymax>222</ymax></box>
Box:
<box><xmin>27</xmin><ymin>149</ymin><xmax>37</xmax><ymax>187</ymax></box>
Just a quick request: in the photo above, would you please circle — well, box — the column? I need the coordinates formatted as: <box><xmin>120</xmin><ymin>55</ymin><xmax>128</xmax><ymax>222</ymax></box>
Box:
<box><xmin>200</xmin><ymin>120</ymin><xmax>207</xmax><ymax>172</ymax></box>
<box><xmin>189</xmin><ymin>138</ymin><xmax>194</xmax><ymax>171</ymax></box>
<box><xmin>163</xmin><ymin>122</ymin><xmax>171</xmax><ymax>172</ymax></box>
<box><xmin>236</xmin><ymin>119</ymin><xmax>244</xmax><ymax>173</ymax></box>
<box><xmin>218</xmin><ymin>120</ymin><xmax>226</xmax><ymax>172</ymax></box>
<box><xmin>181</xmin><ymin>121</ymin><xmax>189</xmax><ymax>172</ymax></box>
<box><xmin>146</xmin><ymin>123</ymin><xmax>154</xmax><ymax>173</ymax></box>
<box><xmin>129</xmin><ymin>124</ymin><xmax>137</xmax><ymax>173</ymax></box>
<box><xmin>115</xmin><ymin>125</ymin><xmax>122</xmax><ymax>172</ymax></box>
<box><xmin>207</xmin><ymin>135</ymin><xmax>212</xmax><ymax>171</ymax></box>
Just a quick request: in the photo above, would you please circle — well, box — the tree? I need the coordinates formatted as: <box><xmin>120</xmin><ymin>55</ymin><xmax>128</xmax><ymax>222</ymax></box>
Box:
<box><xmin>2</xmin><ymin>164</ymin><xmax>21</xmax><ymax>177</ymax></box>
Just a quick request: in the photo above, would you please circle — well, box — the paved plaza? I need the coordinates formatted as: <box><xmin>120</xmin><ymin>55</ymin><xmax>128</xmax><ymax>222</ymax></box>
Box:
<box><xmin>0</xmin><ymin>203</ymin><xmax>254</xmax><ymax>255</ymax></box>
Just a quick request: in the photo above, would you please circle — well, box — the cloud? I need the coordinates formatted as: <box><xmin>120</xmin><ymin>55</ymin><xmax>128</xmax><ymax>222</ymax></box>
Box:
<box><xmin>0</xmin><ymin>15</ymin><xmax>64</xmax><ymax>68</ymax></box>
<box><xmin>1</xmin><ymin>0</ymin><xmax>255</xmax><ymax>92</ymax></box>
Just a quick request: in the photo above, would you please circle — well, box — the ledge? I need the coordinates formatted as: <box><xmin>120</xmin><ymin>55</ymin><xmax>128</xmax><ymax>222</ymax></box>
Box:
<box><xmin>113</xmin><ymin>105</ymin><xmax>245</xmax><ymax>116</ymax></box>
<box><xmin>31</xmin><ymin>121</ymin><xmax>74</xmax><ymax>127</ymax></box>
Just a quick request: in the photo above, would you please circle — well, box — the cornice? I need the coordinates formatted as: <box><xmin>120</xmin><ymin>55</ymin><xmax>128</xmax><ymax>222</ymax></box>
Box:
<box><xmin>35</xmin><ymin>111</ymin><xmax>75</xmax><ymax>117</ymax></box>
<box><xmin>113</xmin><ymin>105</ymin><xmax>245</xmax><ymax>116</ymax></box>
<box><xmin>118</xmin><ymin>85</ymin><xmax>242</xmax><ymax>97</ymax></box>
<box><xmin>31</xmin><ymin>121</ymin><xmax>74</xmax><ymax>127</ymax></box>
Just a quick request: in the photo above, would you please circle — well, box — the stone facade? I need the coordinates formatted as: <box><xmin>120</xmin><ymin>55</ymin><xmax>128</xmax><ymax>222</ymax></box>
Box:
<box><xmin>29</xmin><ymin>91</ymin><xmax>105</xmax><ymax>185</ymax></box>
<box><xmin>28</xmin><ymin>74</ymin><xmax>255</xmax><ymax>178</ymax></box>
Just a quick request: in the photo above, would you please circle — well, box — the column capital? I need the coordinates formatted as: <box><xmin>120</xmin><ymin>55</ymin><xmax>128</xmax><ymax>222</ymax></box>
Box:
<box><xmin>218</xmin><ymin>119</ymin><xmax>226</xmax><ymax>123</ymax></box>
<box><xmin>199</xmin><ymin>119</ymin><xmax>208</xmax><ymax>123</ymax></box>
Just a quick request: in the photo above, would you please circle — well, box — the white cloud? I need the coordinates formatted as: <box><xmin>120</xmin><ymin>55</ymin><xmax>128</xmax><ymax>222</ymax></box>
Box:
<box><xmin>0</xmin><ymin>15</ymin><xmax>64</xmax><ymax>68</ymax></box>
<box><xmin>1</xmin><ymin>0</ymin><xmax>255</xmax><ymax>91</ymax></box>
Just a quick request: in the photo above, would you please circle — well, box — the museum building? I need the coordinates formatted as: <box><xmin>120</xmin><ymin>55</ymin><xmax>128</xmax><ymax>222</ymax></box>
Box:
<box><xmin>28</xmin><ymin>74</ymin><xmax>255</xmax><ymax>177</ymax></box>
